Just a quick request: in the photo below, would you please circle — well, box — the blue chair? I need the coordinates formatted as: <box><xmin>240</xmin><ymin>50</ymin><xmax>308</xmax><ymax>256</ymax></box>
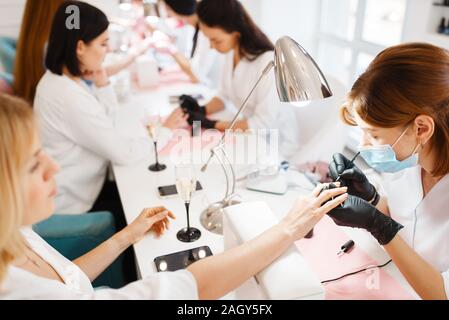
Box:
<box><xmin>0</xmin><ymin>72</ymin><xmax>13</xmax><ymax>92</ymax></box>
<box><xmin>0</xmin><ymin>37</ymin><xmax>16</xmax><ymax>74</ymax></box>
<box><xmin>33</xmin><ymin>211</ymin><xmax>127</xmax><ymax>289</ymax></box>
<box><xmin>0</xmin><ymin>37</ymin><xmax>16</xmax><ymax>87</ymax></box>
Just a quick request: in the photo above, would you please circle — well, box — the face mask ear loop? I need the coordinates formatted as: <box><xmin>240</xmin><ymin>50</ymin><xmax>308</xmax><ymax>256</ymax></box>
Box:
<box><xmin>391</xmin><ymin>125</ymin><xmax>411</xmax><ymax>148</ymax></box>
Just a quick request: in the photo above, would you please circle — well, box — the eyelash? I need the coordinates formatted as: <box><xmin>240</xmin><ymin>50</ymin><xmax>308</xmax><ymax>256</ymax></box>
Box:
<box><xmin>30</xmin><ymin>161</ymin><xmax>40</xmax><ymax>173</ymax></box>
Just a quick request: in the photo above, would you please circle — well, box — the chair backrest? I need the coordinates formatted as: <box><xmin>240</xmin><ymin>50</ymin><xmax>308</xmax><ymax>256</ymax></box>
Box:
<box><xmin>0</xmin><ymin>72</ymin><xmax>13</xmax><ymax>93</ymax></box>
<box><xmin>0</xmin><ymin>37</ymin><xmax>17</xmax><ymax>74</ymax></box>
<box><xmin>287</xmin><ymin>75</ymin><xmax>350</xmax><ymax>164</ymax></box>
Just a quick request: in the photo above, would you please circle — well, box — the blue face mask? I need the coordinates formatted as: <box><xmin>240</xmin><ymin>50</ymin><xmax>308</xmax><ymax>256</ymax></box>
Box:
<box><xmin>359</xmin><ymin>126</ymin><xmax>420</xmax><ymax>173</ymax></box>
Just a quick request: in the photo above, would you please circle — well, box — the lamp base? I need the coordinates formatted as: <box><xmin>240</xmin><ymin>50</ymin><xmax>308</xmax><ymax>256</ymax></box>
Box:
<box><xmin>200</xmin><ymin>197</ymin><xmax>241</xmax><ymax>235</ymax></box>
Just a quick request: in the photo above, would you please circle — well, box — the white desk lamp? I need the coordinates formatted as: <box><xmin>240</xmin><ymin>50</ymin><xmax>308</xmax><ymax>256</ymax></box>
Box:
<box><xmin>200</xmin><ymin>36</ymin><xmax>333</xmax><ymax>235</ymax></box>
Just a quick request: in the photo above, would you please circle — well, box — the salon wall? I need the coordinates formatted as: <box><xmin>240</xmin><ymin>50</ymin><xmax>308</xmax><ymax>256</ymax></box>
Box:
<box><xmin>0</xmin><ymin>0</ymin><xmax>117</xmax><ymax>38</ymax></box>
<box><xmin>1</xmin><ymin>0</ymin><xmax>448</xmax><ymax>53</ymax></box>
<box><xmin>0</xmin><ymin>0</ymin><xmax>25</xmax><ymax>38</ymax></box>
<box><xmin>240</xmin><ymin>0</ymin><xmax>320</xmax><ymax>55</ymax></box>
<box><xmin>245</xmin><ymin>0</ymin><xmax>449</xmax><ymax>52</ymax></box>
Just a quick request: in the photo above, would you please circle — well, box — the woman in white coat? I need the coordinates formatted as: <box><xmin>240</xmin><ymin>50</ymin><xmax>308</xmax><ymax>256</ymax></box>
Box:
<box><xmin>180</xmin><ymin>0</ymin><xmax>298</xmax><ymax>156</ymax></box>
<box><xmin>327</xmin><ymin>43</ymin><xmax>449</xmax><ymax>300</ymax></box>
<box><xmin>34</xmin><ymin>2</ymin><xmax>186</xmax><ymax>221</ymax></box>
<box><xmin>0</xmin><ymin>93</ymin><xmax>348</xmax><ymax>299</ymax></box>
<box><xmin>154</xmin><ymin>0</ymin><xmax>223</xmax><ymax>87</ymax></box>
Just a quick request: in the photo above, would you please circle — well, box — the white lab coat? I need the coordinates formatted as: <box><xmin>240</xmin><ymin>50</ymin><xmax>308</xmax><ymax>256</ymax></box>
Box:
<box><xmin>0</xmin><ymin>227</ymin><xmax>198</xmax><ymax>300</ymax></box>
<box><xmin>34</xmin><ymin>71</ymin><xmax>172</xmax><ymax>214</ymax></box>
<box><xmin>189</xmin><ymin>30</ymin><xmax>223</xmax><ymax>88</ymax></box>
<box><xmin>217</xmin><ymin>50</ymin><xmax>299</xmax><ymax>159</ymax></box>
<box><xmin>383</xmin><ymin>166</ymin><xmax>449</xmax><ymax>297</ymax></box>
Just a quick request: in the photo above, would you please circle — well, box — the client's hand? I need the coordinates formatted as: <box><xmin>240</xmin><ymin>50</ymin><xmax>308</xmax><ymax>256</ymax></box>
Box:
<box><xmin>278</xmin><ymin>184</ymin><xmax>348</xmax><ymax>241</ymax></box>
<box><xmin>125</xmin><ymin>207</ymin><xmax>176</xmax><ymax>243</ymax></box>
<box><xmin>163</xmin><ymin>108</ymin><xmax>188</xmax><ymax>130</ymax></box>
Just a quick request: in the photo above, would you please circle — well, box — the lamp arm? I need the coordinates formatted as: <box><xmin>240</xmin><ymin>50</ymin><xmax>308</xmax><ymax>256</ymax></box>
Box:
<box><xmin>201</xmin><ymin>60</ymin><xmax>275</xmax><ymax>173</ymax></box>
<box><xmin>218</xmin><ymin>146</ymin><xmax>237</xmax><ymax>197</ymax></box>
<box><xmin>211</xmin><ymin>145</ymin><xmax>231</xmax><ymax>200</ymax></box>
<box><xmin>224</xmin><ymin>60</ymin><xmax>275</xmax><ymax>140</ymax></box>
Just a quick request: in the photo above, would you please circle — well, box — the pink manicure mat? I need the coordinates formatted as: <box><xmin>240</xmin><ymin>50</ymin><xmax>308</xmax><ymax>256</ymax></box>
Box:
<box><xmin>159</xmin><ymin>128</ymin><xmax>235</xmax><ymax>157</ymax></box>
<box><xmin>159</xmin><ymin>68</ymin><xmax>192</xmax><ymax>85</ymax></box>
<box><xmin>295</xmin><ymin>216</ymin><xmax>416</xmax><ymax>300</ymax></box>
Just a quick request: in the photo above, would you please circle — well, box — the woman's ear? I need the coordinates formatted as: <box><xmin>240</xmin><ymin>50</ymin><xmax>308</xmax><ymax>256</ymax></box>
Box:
<box><xmin>76</xmin><ymin>40</ymin><xmax>86</xmax><ymax>57</ymax></box>
<box><xmin>231</xmin><ymin>31</ymin><xmax>241</xmax><ymax>43</ymax></box>
<box><xmin>414</xmin><ymin>115</ymin><xmax>434</xmax><ymax>145</ymax></box>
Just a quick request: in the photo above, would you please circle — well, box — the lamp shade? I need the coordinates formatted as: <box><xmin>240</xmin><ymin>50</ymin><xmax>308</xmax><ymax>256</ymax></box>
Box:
<box><xmin>274</xmin><ymin>36</ymin><xmax>332</xmax><ymax>103</ymax></box>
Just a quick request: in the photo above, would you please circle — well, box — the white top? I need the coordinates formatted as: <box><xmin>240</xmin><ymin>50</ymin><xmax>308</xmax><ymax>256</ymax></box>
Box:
<box><xmin>383</xmin><ymin>166</ymin><xmax>449</xmax><ymax>297</ymax></box>
<box><xmin>34</xmin><ymin>71</ymin><xmax>172</xmax><ymax>214</ymax></box>
<box><xmin>217</xmin><ymin>50</ymin><xmax>299</xmax><ymax>158</ymax></box>
<box><xmin>189</xmin><ymin>30</ymin><xmax>223</xmax><ymax>87</ymax></box>
<box><xmin>0</xmin><ymin>228</ymin><xmax>198</xmax><ymax>300</ymax></box>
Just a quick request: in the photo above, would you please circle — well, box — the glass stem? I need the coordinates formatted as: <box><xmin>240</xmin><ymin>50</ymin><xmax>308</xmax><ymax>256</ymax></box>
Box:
<box><xmin>154</xmin><ymin>141</ymin><xmax>159</xmax><ymax>165</ymax></box>
<box><xmin>185</xmin><ymin>202</ymin><xmax>191</xmax><ymax>230</ymax></box>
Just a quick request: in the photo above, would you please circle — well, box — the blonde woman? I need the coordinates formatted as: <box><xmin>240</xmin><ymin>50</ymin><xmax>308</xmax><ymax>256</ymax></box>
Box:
<box><xmin>0</xmin><ymin>93</ymin><xmax>347</xmax><ymax>299</ymax></box>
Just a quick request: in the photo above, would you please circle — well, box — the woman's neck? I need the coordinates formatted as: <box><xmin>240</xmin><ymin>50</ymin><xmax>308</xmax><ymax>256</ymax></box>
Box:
<box><xmin>187</xmin><ymin>14</ymin><xmax>198</xmax><ymax>27</ymax></box>
<box><xmin>62</xmin><ymin>66</ymin><xmax>81</xmax><ymax>83</ymax></box>
<box><xmin>420</xmin><ymin>147</ymin><xmax>444</xmax><ymax>195</ymax></box>
<box><xmin>233</xmin><ymin>45</ymin><xmax>241</xmax><ymax>70</ymax></box>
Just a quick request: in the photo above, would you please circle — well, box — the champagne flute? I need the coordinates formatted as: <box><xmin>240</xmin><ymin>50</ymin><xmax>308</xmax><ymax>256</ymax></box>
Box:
<box><xmin>147</xmin><ymin>113</ymin><xmax>167</xmax><ymax>172</ymax></box>
<box><xmin>175</xmin><ymin>164</ymin><xmax>201</xmax><ymax>243</ymax></box>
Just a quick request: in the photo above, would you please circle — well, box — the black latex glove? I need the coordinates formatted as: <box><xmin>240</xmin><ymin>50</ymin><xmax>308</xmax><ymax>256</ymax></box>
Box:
<box><xmin>180</xmin><ymin>95</ymin><xmax>206</xmax><ymax>115</ymax></box>
<box><xmin>187</xmin><ymin>111</ymin><xmax>217</xmax><ymax>129</ymax></box>
<box><xmin>328</xmin><ymin>195</ymin><xmax>403</xmax><ymax>245</ymax></box>
<box><xmin>329</xmin><ymin>153</ymin><xmax>377</xmax><ymax>203</ymax></box>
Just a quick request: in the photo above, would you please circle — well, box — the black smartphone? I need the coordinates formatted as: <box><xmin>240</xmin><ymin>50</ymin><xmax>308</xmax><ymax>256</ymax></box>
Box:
<box><xmin>158</xmin><ymin>181</ymin><xmax>203</xmax><ymax>198</ymax></box>
<box><xmin>154</xmin><ymin>246</ymin><xmax>213</xmax><ymax>272</ymax></box>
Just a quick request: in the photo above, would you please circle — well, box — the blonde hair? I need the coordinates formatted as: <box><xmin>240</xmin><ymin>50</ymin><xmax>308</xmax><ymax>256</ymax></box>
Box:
<box><xmin>13</xmin><ymin>0</ymin><xmax>66</xmax><ymax>103</ymax></box>
<box><xmin>0</xmin><ymin>94</ymin><xmax>35</xmax><ymax>284</ymax></box>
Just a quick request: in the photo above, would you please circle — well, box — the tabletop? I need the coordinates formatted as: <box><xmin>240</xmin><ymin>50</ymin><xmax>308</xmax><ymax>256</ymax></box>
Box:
<box><xmin>112</xmin><ymin>78</ymin><xmax>418</xmax><ymax>300</ymax></box>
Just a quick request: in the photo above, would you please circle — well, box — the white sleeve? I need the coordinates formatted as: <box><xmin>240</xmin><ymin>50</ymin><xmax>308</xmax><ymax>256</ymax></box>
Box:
<box><xmin>63</xmin><ymin>93</ymin><xmax>153</xmax><ymax>166</ymax></box>
<box><xmin>92</xmin><ymin>84</ymin><xmax>118</xmax><ymax>120</ymax></box>
<box><xmin>190</xmin><ymin>41</ymin><xmax>217</xmax><ymax>86</ymax></box>
<box><xmin>216</xmin><ymin>75</ymin><xmax>228</xmax><ymax>105</ymax></box>
<box><xmin>247</xmin><ymin>70</ymin><xmax>280</xmax><ymax>130</ymax></box>
<box><xmin>89</xmin><ymin>270</ymin><xmax>199</xmax><ymax>300</ymax></box>
<box><xmin>8</xmin><ymin>270</ymin><xmax>198</xmax><ymax>300</ymax></box>
<box><xmin>443</xmin><ymin>270</ymin><xmax>449</xmax><ymax>299</ymax></box>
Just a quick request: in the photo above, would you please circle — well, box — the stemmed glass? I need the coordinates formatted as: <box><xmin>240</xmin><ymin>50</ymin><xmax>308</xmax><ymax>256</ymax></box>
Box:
<box><xmin>175</xmin><ymin>164</ymin><xmax>201</xmax><ymax>243</ymax></box>
<box><xmin>146</xmin><ymin>113</ymin><xmax>167</xmax><ymax>172</ymax></box>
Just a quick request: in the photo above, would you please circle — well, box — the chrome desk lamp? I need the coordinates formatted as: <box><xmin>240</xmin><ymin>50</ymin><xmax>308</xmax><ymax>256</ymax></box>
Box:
<box><xmin>200</xmin><ymin>36</ymin><xmax>333</xmax><ymax>235</ymax></box>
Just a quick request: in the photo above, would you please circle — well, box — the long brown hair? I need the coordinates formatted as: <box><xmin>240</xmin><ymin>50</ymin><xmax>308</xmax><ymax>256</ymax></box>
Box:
<box><xmin>197</xmin><ymin>0</ymin><xmax>274</xmax><ymax>61</ymax></box>
<box><xmin>13</xmin><ymin>0</ymin><xmax>66</xmax><ymax>103</ymax></box>
<box><xmin>0</xmin><ymin>94</ymin><xmax>35</xmax><ymax>283</ymax></box>
<box><xmin>342</xmin><ymin>43</ymin><xmax>449</xmax><ymax>176</ymax></box>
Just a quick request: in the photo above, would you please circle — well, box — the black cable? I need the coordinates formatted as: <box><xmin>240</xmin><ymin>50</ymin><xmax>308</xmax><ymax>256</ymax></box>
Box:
<box><xmin>321</xmin><ymin>259</ymin><xmax>393</xmax><ymax>284</ymax></box>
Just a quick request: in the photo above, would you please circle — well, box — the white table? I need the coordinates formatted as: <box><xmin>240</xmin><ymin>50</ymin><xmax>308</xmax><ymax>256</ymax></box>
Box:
<box><xmin>113</xmin><ymin>82</ymin><xmax>418</xmax><ymax>299</ymax></box>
